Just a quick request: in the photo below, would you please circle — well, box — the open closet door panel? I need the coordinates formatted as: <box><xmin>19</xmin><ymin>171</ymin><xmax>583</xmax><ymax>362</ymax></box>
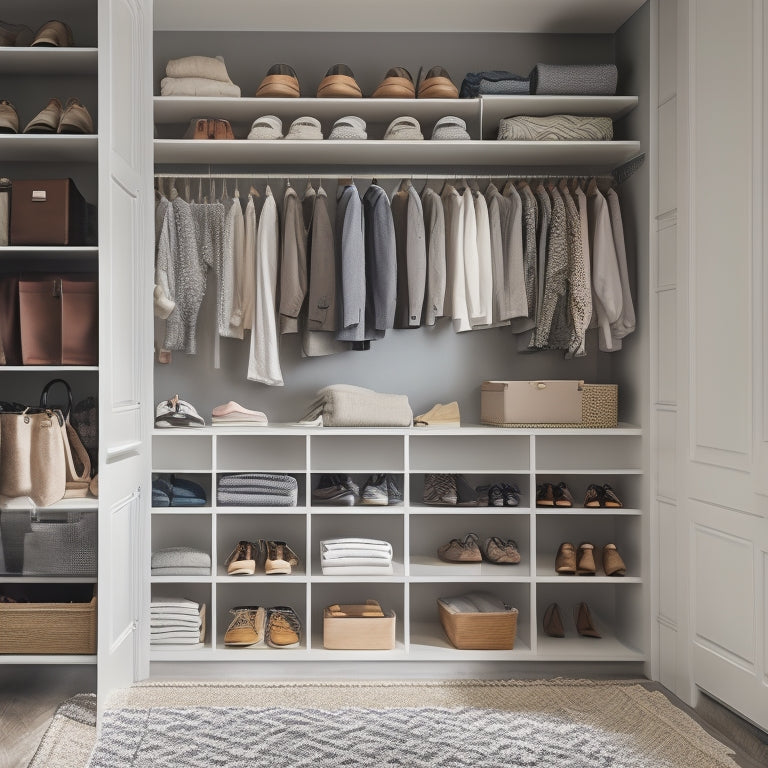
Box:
<box><xmin>677</xmin><ymin>0</ymin><xmax>768</xmax><ymax>731</ymax></box>
<box><xmin>97</xmin><ymin>0</ymin><xmax>153</xmax><ymax>707</ymax></box>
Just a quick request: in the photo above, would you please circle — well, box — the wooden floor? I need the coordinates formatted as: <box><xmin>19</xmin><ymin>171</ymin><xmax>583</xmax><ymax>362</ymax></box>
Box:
<box><xmin>0</xmin><ymin>666</ymin><xmax>96</xmax><ymax>768</ymax></box>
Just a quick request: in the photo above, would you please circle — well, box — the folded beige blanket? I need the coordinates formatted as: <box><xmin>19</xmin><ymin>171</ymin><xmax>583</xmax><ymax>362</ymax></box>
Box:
<box><xmin>166</xmin><ymin>55</ymin><xmax>232</xmax><ymax>82</ymax></box>
<box><xmin>301</xmin><ymin>384</ymin><xmax>413</xmax><ymax>427</ymax></box>
<box><xmin>160</xmin><ymin>76</ymin><xmax>241</xmax><ymax>98</ymax></box>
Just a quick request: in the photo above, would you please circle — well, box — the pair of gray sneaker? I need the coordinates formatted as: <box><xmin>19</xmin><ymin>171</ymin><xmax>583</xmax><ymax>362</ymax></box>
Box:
<box><xmin>361</xmin><ymin>474</ymin><xmax>403</xmax><ymax>506</ymax></box>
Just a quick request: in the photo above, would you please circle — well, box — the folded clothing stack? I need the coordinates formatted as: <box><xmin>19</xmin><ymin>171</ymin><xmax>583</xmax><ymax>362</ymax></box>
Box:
<box><xmin>150</xmin><ymin>596</ymin><xmax>206</xmax><ymax>645</ymax></box>
<box><xmin>460</xmin><ymin>70</ymin><xmax>530</xmax><ymax>97</ymax></box>
<box><xmin>160</xmin><ymin>55</ymin><xmax>241</xmax><ymax>97</ymax></box>
<box><xmin>217</xmin><ymin>473</ymin><xmax>298</xmax><ymax>507</ymax></box>
<box><xmin>438</xmin><ymin>591</ymin><xmax>509</xmax><ymax>614</ymax></box>
<box><xmin>152</xmin><ymin>475</ymin><xmax>207</xmax><ymax>507</ymax></box>
<box><xmin>529</xmin><ymin>63</ymin><xmax>618</xmax><ymax>96</ymax></box>
<box><xmin>497</xmin><ymin>114</ymin><xmax>613</xmax><ymax>142</ymax></box>
<box><xmin>300</xmin><ymin>384</ymin><xmax>413</xmax><ymax>427</ymax></box>
<box><xmin>151</xmin><ymin>547</ymin><xmax>211</xmax><ymax>576</ymax></box>
<box><xmin>212</xmin><ymin>401</ymin><xmax>268</xmax><ymax>427</ymax></box>
<box><xmin>321</xmin><ymin>538</ymin><xmax>393</xmax><ymax>575</ymax></box>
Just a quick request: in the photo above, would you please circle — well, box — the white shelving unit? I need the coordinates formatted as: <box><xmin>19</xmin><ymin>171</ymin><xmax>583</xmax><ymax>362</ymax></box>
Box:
<box><xmin>151</xmin><ymin>425</ymin><xmax>643</xmax><ymax>663</ymax></box>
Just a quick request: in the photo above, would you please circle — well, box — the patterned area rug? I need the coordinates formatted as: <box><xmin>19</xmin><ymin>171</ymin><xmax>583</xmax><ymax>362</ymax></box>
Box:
<box><xmin>82</xmin><ymin>680</ymin><xmax>739</xmax><ymax>768</ymax></box>
<box><xmin>27</xmin><ymin>693</ymin><xmax>97</xmax><ymax>768</ymax></box>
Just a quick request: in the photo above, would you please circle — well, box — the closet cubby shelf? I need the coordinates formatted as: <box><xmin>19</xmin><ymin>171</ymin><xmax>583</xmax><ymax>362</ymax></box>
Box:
<box><xmin>152</xmin><ymin>428</ymin><xmax>644</xmax><ymax>663</ymax></box>
<box><xmin>0</xmin><ymin>135</ymin><xmax>98</xmax><ymax>163</ymax></box>
<box><xmin>537</xmin><ymin>633</ymin><xmax>643</xmax><ymax>661</ymax></box>
<box><xmin>0</xmin><ymin>47</ymin><xmax>98</xmax><ymax>75</ymax></box>
<box><xmin>153</xmin><ymin>138</ymin><xmax>642</xmax><ymax>172</ymax></box>
<box><xmin>0</xmin><ymin>655</ymin><xmax>97</xmax><ymax>665</ymax></box>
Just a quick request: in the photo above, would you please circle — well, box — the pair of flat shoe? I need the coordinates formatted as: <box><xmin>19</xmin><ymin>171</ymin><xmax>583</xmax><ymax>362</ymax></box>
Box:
<box><xmin>583</xmin><ymin>483</ymin><xmax>623</xmax><ymax>508</ymax></box>
<box><xmin>0</xmin><ymin>98</ymin><xmax>94</xmax><ymax>134</ymax></box>
<box><xmin>536</xmin><ymin>481</ymin><xmax>574</xmax><ymax>507</ymax></box>
<box><xmin>155</xmin><ymin>394</ymin><xmax>205</xmax><ymax>428</ymax></box>
<box><xmin>255</xmin><ymin>63</ymin><xmax>362</xmax><ymax>99</ymax></box>
<box><xmin>437</xmin><ymin>532</ymin><xmax>521</xmax><ymax>565</ymax></box>
<box><xmin>373</xmin><ymin>66</ymin><xmax>459</xmax><ymax>99</ymax></box>
<box><xmin>152</xmin><ymin>475</ymin><xmax>207</xmax><ymax>507</ymax></box>
<box><xmin>211</xmin><ymin>401</ymin><xmax>268</xmax><ymax>426</ymax></box>
<box><xmin>0</xmin><ymin>19</ymin><xmax>73</xmax><ymax>47</ymax></box>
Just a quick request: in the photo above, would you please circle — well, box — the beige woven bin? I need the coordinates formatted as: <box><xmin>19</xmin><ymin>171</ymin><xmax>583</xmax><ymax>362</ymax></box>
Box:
<box><xmin>0</xmin><ymin>594</ymin><xmax>97</xmax><ymax>654</ymax></box>
<box><xmin>482</xmin><ymin>383</ymin><xmax>618</xmax><ymax>429</ymax></box>
<box><xmin>438</xmin><ymin>600</ymin><xmax>518</xmax><ymax>650</ymax></box>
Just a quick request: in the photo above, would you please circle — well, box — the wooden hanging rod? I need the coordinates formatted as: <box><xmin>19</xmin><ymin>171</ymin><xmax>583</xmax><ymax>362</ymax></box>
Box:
<box><xmin>153</xmin><ymin>172</ymin><xmax>618</xmax><ymax>181</ymax></box>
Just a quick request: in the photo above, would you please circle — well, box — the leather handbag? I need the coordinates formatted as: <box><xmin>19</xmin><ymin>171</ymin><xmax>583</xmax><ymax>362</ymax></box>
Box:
<box><xmin>9</xmin><ymin>179</ymin><xmax>87</xmax><ymax>246</ymax></box>
<box><xmin>0</xmin><ymin>276</ymin><xmax>22</xmax><ymax>365</ymax></box>
<box><xmin>18</xmin><ymin>276</ymin><xmax>98</xmax><ymax>365</ymax></box>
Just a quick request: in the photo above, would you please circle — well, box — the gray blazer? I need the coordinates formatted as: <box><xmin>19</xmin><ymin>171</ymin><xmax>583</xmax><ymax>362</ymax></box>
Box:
<box><xmin>279</xmin><ymin>184</ymin><xmax>308</xmax><ymax>334</ymax></box>
<box><xmin>391</xmin><ymin>180</ymin><xmax>426</xmax><ymax>328</ymax></box>
<box><xmin>335</xmin><ymin>183</ymin><xmax>366</xmax><ymax>342</ymax></box>
<box><xmin>363</xmin><ymin>184</ymin><xmax>397</xmax><ymax>340</ymax></box>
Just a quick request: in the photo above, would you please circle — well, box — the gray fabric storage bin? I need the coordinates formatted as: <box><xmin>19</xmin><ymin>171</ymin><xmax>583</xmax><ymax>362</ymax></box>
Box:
<box><xmin>0</xmin><ymin>510</ymin><xmax>97</xmax><ymax>575</ymax></box>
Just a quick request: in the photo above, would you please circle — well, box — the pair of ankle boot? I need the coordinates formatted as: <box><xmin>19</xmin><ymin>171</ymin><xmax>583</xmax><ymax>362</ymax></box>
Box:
<box><xmin>555</xmin><ymin>542</ymin><xmax>626</xmax><ymax>576</ymax></box>
<box><xmin>543</xmin><ymin>601</ymin><xmax>600</xmax><ymax>638</ymax></box>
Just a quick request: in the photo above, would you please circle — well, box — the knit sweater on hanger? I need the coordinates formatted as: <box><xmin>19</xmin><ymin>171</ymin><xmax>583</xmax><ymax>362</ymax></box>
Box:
<box><xmin>508</xmin><ymin>181</ymin><xmax>538</xmax><ymax>333</ymax></box>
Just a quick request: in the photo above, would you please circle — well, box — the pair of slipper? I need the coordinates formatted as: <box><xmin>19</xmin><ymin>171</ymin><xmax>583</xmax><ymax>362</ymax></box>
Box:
<box><xmin>152</xmin><ymin>475</ymin><xmax>207</xmax><ymax>507</ymax></box>
<box><xmin>247</xmin><ymin>115</ymin><xmax>324</xmax><ymax>140</ymax></box>
<box><xmin>155</xmin><ymin>395</ymin><xmax>205</xmax><ymax>428</ymax></box>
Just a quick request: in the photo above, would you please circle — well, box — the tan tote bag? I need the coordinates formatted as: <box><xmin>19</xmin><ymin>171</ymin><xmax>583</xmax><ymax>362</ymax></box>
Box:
<box><xmin>0</xmin><ymin>408</ymin><xmax>67</xmax><ymax>506</ymax></box>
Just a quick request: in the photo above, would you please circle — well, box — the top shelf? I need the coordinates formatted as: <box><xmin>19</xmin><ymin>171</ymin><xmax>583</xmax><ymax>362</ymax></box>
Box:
<box><xmin>153</xmin><ymin>96</ymin><xmax>637</xmax><ymax>126</ymax></box>
<box><xmin>0</xmin><ymin>48</ymin><xmax>98</xmax><ymax>76</ymax></box>
<box><xmin>153</xmin><ymin>0</ymin><xmax>647</xmax><ymax>34</ymax></box>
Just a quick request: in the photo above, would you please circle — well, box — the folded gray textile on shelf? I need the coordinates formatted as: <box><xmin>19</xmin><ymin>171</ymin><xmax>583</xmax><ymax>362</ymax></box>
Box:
<box><xmin>151</xmin><ymin>547</ymin><xmax>211</xmax><ymax>571</ymax></box>
<box><xmin>160</xmin><ymin>76</ymin><xmax>241</xmax><ymax>98</ymax></box>
<box><xmin>300</xmin><ymin>384</ymin><xmax>413</xmax><ymax>427</ymax></box>
<box><xmin>218</xmin><ymin>473</ymin><xmax>298</xmax><ymax>490</ymax></box>
<box><xmin>150</xmin><ymin>618</ymin><xmax>202</xmax><ymax>629</ymax></box>
<box><xmin>320</xmin><ymin>557</ymin><xmax>392</xmax><ymax>567</ymax></box>
<box><xmin>216</xmin><ymin>473</ymin><xmax>299</xmax><ymax>507</ymax></box>
<box><xmin>497</xmin><ymin>115</ymin><xmax>613</xmax><ymax>142</ymax></box>
<box><xmin>217</xmin><ymin>490</ymin><xmax>298</xmax><ymax>507</ymax></box>
<box><xmin>529</xmin><ymin>63</ymin><xmax>618</xmax><ymax>95</ymax></box>
<box><xmin>459</xmin><ymin>70</ymin><xmax>530</xmax><ymax>97</ymax></box>
<box><xmin>149</xmin><ymin>636</ymin><xmax>204</xmax><ymax>645</ymax></box>
<box><xmin>438</xmin><ymin>591</ymin><xmax>509</xmax><ymax>613</ymax></box>
<box><xmin>151</xmin><ymin>566</ymin><xmax>211</xmax><ymax>576</ymax></box>
<box><xmin>150</xmin><ymin>597</ymin><xmax>200</xmax><ymax>616</ymax></box>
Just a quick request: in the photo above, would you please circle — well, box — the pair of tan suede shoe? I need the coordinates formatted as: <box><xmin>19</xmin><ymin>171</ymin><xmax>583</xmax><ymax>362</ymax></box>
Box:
<box><xmin>555</xmin><ymin>542</ymin><xmax>626</xmax><ymax>576</ymax></box>
<box><xmin>0</xmin><ymin>98</ymin><xmax>93</xmax><ymax>134</ymax></box>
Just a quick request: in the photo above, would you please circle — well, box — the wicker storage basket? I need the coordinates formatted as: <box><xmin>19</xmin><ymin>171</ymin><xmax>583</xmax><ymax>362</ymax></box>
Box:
<box><xmin>438</xmin><ymin>600</ymin><xmax>518</xmax><ymax>650</ymax></box>
<box><xmin>481</xmin><ymin>383</ymin><xmax>618</xmax><ymax>428</ymax></box>
<box><xmin>0</xmin><ymin>592</ymin><xmax>97</xmax><ymax>654</ymax></box>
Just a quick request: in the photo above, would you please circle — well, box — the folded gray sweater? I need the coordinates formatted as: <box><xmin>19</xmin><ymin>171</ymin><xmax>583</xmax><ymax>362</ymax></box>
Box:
<box><xmin>151</xmin><ymin>547</ymin><xmax>211</xmax><ymax>571</ymax></box>
<box><xmin>300</xmin><ymin>384</ymin><xmax>413</xmax><ymax>427</ymax></box>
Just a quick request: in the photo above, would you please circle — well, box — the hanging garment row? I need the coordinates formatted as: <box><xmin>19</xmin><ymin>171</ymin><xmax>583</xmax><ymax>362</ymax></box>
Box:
<box><xmin>153</xmin><ymin>176</ymin><xmax>635</xmax><ymax>387</ymax></box>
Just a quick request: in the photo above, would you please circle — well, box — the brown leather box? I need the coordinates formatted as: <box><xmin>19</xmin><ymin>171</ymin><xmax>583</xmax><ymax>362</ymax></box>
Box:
<box><xmin>10</xmin><ymin>179</ymin><xmax>87</xmax><ymax>246</ymax></box>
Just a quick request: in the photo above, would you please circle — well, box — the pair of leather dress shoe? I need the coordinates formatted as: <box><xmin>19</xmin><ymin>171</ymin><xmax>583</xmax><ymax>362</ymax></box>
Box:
<box><xmin>543</xmin><ymin>601</ymin><xmax>601</xmax><ymax>638</ymax></box>
<box><xmin>555</xmin><ymin>542</ymin><xmax>626</xmax><ymax>576</ymax></box>
<box><xmin>254</xmin><ymin>63</ymin><xmax>458</xmax><ymax>99</ymax></box>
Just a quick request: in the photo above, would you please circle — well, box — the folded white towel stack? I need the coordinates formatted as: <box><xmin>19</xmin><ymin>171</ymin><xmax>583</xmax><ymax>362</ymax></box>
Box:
<box><xmin>161</xmin><ymin>55</ymin><xmax>241</xmax><ymax>98</ymax></box>
<box><xmin>320</xmin><ymin>538</ymin><xmax>394</xmax><ymax>575</ymax></box>
<box><xmin>150</xmin><ymin>596</ymin><xmax>206</xmax><ymax>645</ymax></box>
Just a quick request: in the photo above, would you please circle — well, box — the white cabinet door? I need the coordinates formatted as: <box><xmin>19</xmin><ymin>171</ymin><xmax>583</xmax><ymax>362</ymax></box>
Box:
<box><xmin>97</xmin><ymin>0</ymin><xmax>153</xmax><ymax>706</ymax></box>
<box><xmin>675</xmin><ymin>0</ymin><xmax>768</xmax><ymax>732</ymax></box>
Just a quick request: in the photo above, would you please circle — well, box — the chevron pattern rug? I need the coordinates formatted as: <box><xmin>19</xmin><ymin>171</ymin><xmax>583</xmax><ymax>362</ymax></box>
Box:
<box><xmin>83</xmin><ymin>680</ymin><xmax>739</xmax><ymax>768</ymax></box>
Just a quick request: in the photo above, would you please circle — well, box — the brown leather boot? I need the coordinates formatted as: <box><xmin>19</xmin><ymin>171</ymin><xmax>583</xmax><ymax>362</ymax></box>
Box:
<box><xmin>543</xmin><ymin>602</ymin><xmax>565</xmax><ymax>637</ymax></box>
<box><xmin>576</xmin><ymin>542</ymin><xmax>596</xmax><ymax>575</ymax></box>
<box><xmin>602</xmin><ymin>543</ymin><xmax>627</xmax><ymax>576</ymax></box>
<box><xmin>575</xmin><ymin>601</ymin><xmax>601</xmax><ymax>638</ymax></box>
<box><xmin>555</xmin><ymin>542</ymin><xmax>577</xmax><ymax>574</ymax></box>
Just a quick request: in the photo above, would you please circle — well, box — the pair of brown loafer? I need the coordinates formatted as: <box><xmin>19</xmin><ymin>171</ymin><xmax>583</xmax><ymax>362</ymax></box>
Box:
<box><xmin>555</xmin><ymin>542</ymin><xmax>626</xmax><ymax>576</ymax></box>
<box><xmin>437</xmin><ymin>532</ymin><xmax>521</xmax><ymax>564</ymax></box>
<box><xmin>372</xmin><ymin>66</ymin><xmax>459</xmax><ymax>99</ymax></box>
<box><xmin>543</xmin><ymin>601</ymin><xmax>601</xmax><ymax>638</ymax></box>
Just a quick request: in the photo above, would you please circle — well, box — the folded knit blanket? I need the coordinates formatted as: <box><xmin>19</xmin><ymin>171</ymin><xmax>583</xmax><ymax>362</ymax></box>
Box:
<box><xmin>301</xmin><ymin>385</ymin><xmax>412</xmax><ymax>427</ymax></box>
<box><xmin>166</xmin><ymin>55</ymin><xmax>231</xmax><ymax>82</ymax></box>
<box><xmin>218</xmin><ymin>473</ymin><xmax>297</xmax><ymax>490</ymax></box>
<box><xmin>460</xmin><ymin>71</ymin><xmax>530</xmax><ymax>98</ymax></box>
<box><xmin>321</xmin><ymin>557</ymin><xmax>393</xmax><ymax>567</ymax></box>
<box><xmin>322</xmin><ymin>549</ymin><xmax>392</xmax><ymax>560</ymax></box>
<box><xmin>151</xmin><ymin>566</ymin><xmax>210</xmax><ymax>576</ymax></box>
<box><xmin>529</xmin><ymin>63</ymin><xmax>618</xmax><ymax>96</ymax></box>
<box><xmin>160</xmin><ymin>76</ymin><xmax>241</xmax><ymax>98</ymax></box>
<box><xmin>150</xmin><ymin>617</ymin><xmax>202</xmax><ymax>629</ymax></box>
<box><xmin>217</xmin><ymin>490</ymin><xmax>298</xmax><ymax>507</ymax></box>
<box><xmin>150</xmin><ymin>597</ymin><xmax>200</xmax><ymax>615</ymax></box>
<box><xmin>497</xmin><ymin>115</ymin><xmax>613</xmax><ymax>142</ymax></box>
<box><xmin>151</xmin><ymin>547</ymin><xmax>210</xmax><ymax>570</ymax></box>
